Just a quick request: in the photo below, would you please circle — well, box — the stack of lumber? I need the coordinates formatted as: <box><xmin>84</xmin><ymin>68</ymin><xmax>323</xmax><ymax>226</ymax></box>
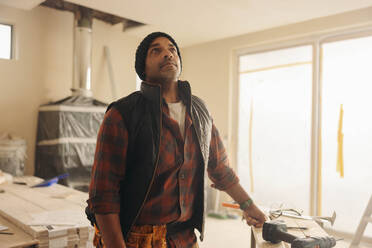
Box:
<box><xmin>0</xmin><ymin>176</ymin><xmax>94</xmax><ymax>248</ymax></box>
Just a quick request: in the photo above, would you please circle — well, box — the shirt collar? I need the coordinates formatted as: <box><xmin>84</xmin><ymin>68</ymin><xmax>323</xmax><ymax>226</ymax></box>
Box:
<box><xmin>140</xmin><ymin>80</ymin><xmax>192</xmax><ymax>111</ymax></box>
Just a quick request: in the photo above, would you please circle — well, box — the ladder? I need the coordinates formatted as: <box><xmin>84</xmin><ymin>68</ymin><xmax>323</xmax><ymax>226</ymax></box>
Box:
<box><xmin>350</xmin><ymin>195</ymin><xmax>372</xmax><ymax>248</ymax></box>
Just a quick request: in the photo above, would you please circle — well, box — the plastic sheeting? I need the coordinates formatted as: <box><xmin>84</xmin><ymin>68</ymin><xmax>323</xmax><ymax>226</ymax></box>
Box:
<box><xmin>35</xmin><ymin>95</ymin><xmax>107</xmax><ymax>191</ymax></box>
<box><xmin>0</xmin><ymin>133</ymin><xmax>26</xmax><ymax>176</ymax></box>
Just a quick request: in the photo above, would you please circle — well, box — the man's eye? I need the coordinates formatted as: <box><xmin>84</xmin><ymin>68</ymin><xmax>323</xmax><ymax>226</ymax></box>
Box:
<box><xmin>151</xmin><ymin>48</ymin><xmax>160</xmax><ymax>54</ymax></box>
<box><xmin>170</xmin><ymin>48</ymin><xmax>176</xmax><ymax>53</ymax></box>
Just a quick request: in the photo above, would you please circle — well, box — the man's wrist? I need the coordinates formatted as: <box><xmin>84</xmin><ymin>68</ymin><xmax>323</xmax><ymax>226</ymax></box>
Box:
<box><xmin>239</xmin><ymin>198</ymin><xmax>253</xmax><ymax>211</ymax></box>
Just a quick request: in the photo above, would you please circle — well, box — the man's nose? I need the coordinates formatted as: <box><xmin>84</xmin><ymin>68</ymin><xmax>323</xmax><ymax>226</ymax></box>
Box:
<box><xmin>163</xmin><ymin>50</ymin><xmax>173</xmax><ymax>59</ymax></box>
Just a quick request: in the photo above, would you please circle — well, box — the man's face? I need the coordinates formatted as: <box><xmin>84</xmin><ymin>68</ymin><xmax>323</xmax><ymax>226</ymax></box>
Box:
<box><xmin>144</xmin><ymin>36</ymin><xmax>181</xmax><ymax>84</ymax></box>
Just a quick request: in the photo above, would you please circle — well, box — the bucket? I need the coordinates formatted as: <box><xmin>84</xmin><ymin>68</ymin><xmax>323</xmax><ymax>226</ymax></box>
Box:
<box><xmin>0</xmin><ymin>133</ymin><xmax>26</xmax><ymax>176</ymax></box>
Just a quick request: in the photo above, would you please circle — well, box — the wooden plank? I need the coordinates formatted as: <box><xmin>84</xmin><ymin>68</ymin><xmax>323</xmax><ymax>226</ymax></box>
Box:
<box><xmin>251</xmin><ymin>216</ymin><xmax>344</xmax><ymax>248</ymax></box>
<box><xmin>0</xmin><ymin>215</ymin><xmax>39</xmax><ymax>248</ymax></box>
<box><xmin>13</xmin><ymin>176</ymin><xmax>89</xmax><ymax>207</ymax></box>
<box><xmin>293</xmin><ymin>218</ymin><xmax>329</xmax><ymax>237</ymax></box>
<box><xmin>0</xmin><ymin>188</ymin><xmax>48</xmax><ymax>238</ymax></box>
<box><xmin>1</xmin><ymin>182</ymin><xmax>84</xmax><ymax>212</ymax></box>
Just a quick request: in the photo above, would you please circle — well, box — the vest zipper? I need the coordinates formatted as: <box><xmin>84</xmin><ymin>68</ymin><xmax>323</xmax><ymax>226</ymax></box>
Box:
<box><xmin>126</xmin><ymin>88</ymin><xmax>163</xmax><ymax>239</ymax></box>
<box><xmin>190</xmin><ymin>101</ymin><xmax>207</xmax><ymax>242</ymax></box>
<box><xmin>190</xmin><ymin>114</ymin><xmax>206</xmax><ymax>241</ymax></box>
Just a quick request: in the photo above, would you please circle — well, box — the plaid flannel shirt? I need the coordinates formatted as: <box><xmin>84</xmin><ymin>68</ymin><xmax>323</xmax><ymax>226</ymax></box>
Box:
<box><xmin>88</xmin><ymin>101</ymin><xmax>239</xmax><ymax>247</ymax></box>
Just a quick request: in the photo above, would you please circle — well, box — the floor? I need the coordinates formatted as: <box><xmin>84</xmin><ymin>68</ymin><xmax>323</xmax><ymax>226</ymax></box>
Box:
<box><xmin>198</xmin><ymin>217</ymin><xmax>372</xmax><ymax>248</ymax></box>
<box><xmin>199</xmin><ymin>216</ymin><xmax>251</xmax><ymax>248</ymax></box>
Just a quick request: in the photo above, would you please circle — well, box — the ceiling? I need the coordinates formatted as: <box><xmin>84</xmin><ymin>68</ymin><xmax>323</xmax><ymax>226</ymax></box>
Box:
<box><xmin>1</xmin><ymin>0</ymin><xmax>372</xmax><ymax>47</ymax></box>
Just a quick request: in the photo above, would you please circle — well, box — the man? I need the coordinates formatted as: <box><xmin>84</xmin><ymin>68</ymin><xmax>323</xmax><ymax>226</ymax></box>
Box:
<box><xmin>87</xmin><ymin>32</ymin><xmax>266</xmax><ymax>248</ymax></box>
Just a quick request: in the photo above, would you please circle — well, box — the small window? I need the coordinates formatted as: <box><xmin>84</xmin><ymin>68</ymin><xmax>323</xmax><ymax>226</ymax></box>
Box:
<box><xmin>0</xmin><ymin>23</ymin><xmax>13</xmax><ymax>59</ymax></box>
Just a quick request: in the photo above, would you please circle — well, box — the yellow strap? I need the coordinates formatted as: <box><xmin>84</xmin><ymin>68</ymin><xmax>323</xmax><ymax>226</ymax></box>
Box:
<box><xmin>318</xmin><ymin>133</ymin><xmax>323</xmax><ymax>215</ymax></box>
<box><xmin>317</xmin><ymin>46</ymin><xmax>324</xmax><ymax>216</ymax></box>
<box><xmin>249</xmin><ymin>99</ymin><xmax>254</xmax><ymax>193</ymax></box>
<box><xmin>93</xmin><ymin>224</ymin><xmax>105</xmax><ymax>248</ymax></box>
<box><xmin>336</xmin><ymin>104</ymin><xmax>344</xmax><ymax>178</ymax></box>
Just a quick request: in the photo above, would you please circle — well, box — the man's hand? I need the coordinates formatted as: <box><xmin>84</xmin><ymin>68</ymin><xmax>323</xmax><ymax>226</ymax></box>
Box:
<box><xmin>242</xmin><ymin>203</ymin><xmax>267</xmax><ymax>228</ymax></box>
<box><xmin>223</xmin><ymin>183</ymin><xmax>267</xmax><ymax>227</ymax></box>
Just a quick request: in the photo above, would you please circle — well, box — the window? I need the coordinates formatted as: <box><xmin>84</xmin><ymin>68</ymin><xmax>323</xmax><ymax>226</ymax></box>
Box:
<box><xmin>0</xmin><ymin>23</ymin><xmax>13</xmax><ymax>59</ymax></box>
<box><xmin>238</xmin><ymin>46</ymin><xmax>312</xmax><ymax>213</ymax></box>
<box><xmin>321</xmin><ymin>35</ymin><xmax>372</xmax><ymax>235</ymax></box>
<box><xmin>235</xmin><ymin>31</ymin><xmax>372</xmax><ymax>238</ymax></box>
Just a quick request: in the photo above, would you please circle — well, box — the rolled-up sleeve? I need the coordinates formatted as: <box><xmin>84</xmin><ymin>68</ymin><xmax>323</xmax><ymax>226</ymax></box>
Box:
<box><xmin>207</xmin><ymin>124</ymin><xmax>239</xmax><ymax>190</ymax></box>
<box><xmin>87</xmin><ymin>107</ymin><xmax>128</xmax><ymax>214</ymax></box>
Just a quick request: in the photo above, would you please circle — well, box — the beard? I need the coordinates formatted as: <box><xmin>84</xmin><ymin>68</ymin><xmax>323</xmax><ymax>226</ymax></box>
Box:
<box><xmin>146</xmin><ymin>66</ymin><xmax>180</xmax><ymax>85</ymax></box>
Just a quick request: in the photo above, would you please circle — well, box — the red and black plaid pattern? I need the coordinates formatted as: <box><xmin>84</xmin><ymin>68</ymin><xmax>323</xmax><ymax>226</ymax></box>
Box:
<box><xmin>88</xmin><ymin>108</ymin><xmax>128</xmax><ymax>214</ymax></box>
<box><xmin>88</xmin><ymin>102</ymin><xmax>239</xmax><ymax>247</ymax></box>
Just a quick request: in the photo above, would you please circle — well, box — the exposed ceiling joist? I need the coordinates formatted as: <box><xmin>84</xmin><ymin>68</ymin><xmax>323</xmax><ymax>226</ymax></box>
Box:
<box><xmin>41</xmin><ymin>0</ymin><xmax>145</xmax><ymax>30</ymax></box>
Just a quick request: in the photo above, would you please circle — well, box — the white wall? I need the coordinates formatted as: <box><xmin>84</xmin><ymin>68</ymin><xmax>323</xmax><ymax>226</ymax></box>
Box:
<box><xmin>0</xmin><ymin>4</ymin><xmax>141</xmax><ymax>175</ymax></box>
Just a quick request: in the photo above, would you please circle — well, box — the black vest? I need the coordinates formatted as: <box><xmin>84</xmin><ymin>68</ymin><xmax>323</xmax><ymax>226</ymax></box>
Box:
<box><xmin>108</xmin><ymin>81</ymin><xmax>213</xmax><ymax>241</ymax></box>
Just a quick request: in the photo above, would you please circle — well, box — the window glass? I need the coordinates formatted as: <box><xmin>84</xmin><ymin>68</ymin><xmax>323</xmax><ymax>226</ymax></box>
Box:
<box><xmin>321</xmin><ymin>36</ymin><xmax>372</xmax><ymax>236</ymax></box>
<box><xmin>238</xmin><ymin>46</ymin><xmax>312</xmax><ymax>213</ymax></box>
<box><xmin>0</xmin><ymin>24</ymin><xmax>12</xmax><ymax>59</ymax></box>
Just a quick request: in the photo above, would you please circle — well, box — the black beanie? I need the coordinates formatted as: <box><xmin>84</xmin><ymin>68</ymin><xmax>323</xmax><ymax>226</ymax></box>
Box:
<box><xmin>135</xmin><ymin>32</ymin><xmax>182</xmax><ymax>81</ymax></box>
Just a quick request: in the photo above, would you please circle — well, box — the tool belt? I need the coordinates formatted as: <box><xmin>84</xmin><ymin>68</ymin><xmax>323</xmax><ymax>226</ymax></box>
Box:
<box><xmin>92</xmin><ymin>224</ymin><xmax>168</xmax><ymax>248</ymax></box>
<box><xmin>86</xmin><ymin>207</ymin><xmax>195</xmax><ymax>248</ymax></box>
<box><xmin>126</xmin><ymin>225</ymin><xmax>167</xmax><ymax>248</ymax></box>
<box><xmin>91</xmin><ymin>223</ymin><xmax>192</xmax><ymax>248</ymax></box>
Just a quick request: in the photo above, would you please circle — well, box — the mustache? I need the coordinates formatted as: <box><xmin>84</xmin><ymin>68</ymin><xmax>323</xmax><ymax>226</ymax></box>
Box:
<box><xmin>160</xmin><ymin>59</ymin><xmax>177</xmax><ymax>68</ymax></box>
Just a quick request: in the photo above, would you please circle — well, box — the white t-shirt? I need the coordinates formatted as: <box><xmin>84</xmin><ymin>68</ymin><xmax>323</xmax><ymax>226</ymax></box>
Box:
<box><xmin>168</xmin><ymin>101</ymin><xmax>186</xmax><ymax>138</ymax></box>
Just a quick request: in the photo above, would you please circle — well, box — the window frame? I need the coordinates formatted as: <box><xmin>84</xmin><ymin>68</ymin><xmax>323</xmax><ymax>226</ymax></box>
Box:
<box><xmin>230</xmin><ymin>25</ymin><xmax>372</xmax><ymax>220</ymax></box>
<box><xmin>0</xmin><ymin>22</ymin><xmax>14</xmax><ymax>60</ymax></box>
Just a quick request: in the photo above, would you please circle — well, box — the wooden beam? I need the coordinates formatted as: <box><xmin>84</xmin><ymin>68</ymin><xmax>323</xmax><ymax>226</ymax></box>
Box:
<box><xmin>41</xmin><ymin>0</ymin><xmax>145</xmax><ymax>28</ymax></box>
